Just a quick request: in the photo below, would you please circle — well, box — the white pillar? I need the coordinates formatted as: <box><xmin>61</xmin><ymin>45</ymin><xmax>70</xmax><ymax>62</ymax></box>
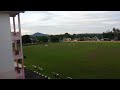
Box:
<box><xmin>18</xmin><ymin>13</ymin><xmax>25</xmax><ymax>79</ymax></box>
<box><xmin>0</xmin><ymin>13</ymin><xmax>16</xmax><ymax>79</ymax></box>
<box><xmin>13</xmin><ymin>17</ymin><xmax>16</xmax><ymax>33</ymax></box>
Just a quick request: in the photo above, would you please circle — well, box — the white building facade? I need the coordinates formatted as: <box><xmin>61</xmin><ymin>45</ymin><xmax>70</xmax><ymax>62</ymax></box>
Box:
<box><xmin>0</xmin><ymin>11</ymin><xmax>25</xmax><ymax>79</ymax></box>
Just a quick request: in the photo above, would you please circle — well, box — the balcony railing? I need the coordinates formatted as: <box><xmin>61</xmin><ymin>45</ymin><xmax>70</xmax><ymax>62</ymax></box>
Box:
<box><xmin>15</xmin><ymin>69</ymin><xmax>23</xmax><ymax>79</ymax></box>
<box><xmin>13</xmin><ymin>50</ymin><xmax>23</xmax><ymax>60</ymax></box>
<box><xmin>11</xmin><ymin>32</ymin><xmax>21</xmax><ymax>40</ymax></box>
<box><xmin>16</xmin><ymin>74</ymin><xmax>23</xmax><ymax>79</ymax></box>
<box><xmin>14</xmin><ymin>62</ymin><xmax>24</xmax><ymax>79</ymax></box>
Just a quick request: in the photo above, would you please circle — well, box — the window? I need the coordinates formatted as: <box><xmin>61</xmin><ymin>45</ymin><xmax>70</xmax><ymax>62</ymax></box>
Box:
<box><xmin>17</xmin><ymin>40</ymin><xmax>20</xmax><ymax>44</ymax></box>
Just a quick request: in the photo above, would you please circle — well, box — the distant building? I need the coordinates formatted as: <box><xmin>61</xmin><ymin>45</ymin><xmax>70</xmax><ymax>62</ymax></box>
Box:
<box><xmin>114</xmin><ymin>37</ymin><xmax>118</xmax><ymax>41</ymax></box>
<box><xmin>30</xmin><ymin>37</ymin><xmax>39</xmax><ymax>44</ymax></box>
<box><xmin>100</xmin><ymin>39</ymin><xmax>104</xmax><ymax>41</ymax></box>
<box><xmin>83</xmin><ymin>37</ymin><xmax>91</xmax><ymax>41</ymax></box>
<box><xmin>73</xmin><ymin>38</ymin><xmax>79</xmax><ymax>41</ymax></box>
<box><xmin>100</xmin><ymin>38</ymin><xmax>109</xmax><ymax>41</ymax></box>
<box><xmin>93</xmin><ymin>36</ymin><xmax>100</xmax><ymax>41</ymax></box>
<box><xmin>63</xmin><ymin>38</ymin><xmax>71</xmax><ymax>42</ymax></box>
<box><xmin>104</xmin><ymin>38</ymin><xmax>109</xmax><ymax>41</ymax></box>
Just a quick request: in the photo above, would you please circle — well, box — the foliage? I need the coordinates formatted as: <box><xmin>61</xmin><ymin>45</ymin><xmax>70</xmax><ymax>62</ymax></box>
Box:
<box><xmin>36</xmin><ymin>36</ymin><xmax>49</xmax><ymax>43</ymax></box>
<box><xmin>49</xmin><ymin>35</ymin><xmax>60</xmax><ymax>42</ymax></box>
<box><xmin>22</xmin><ymin>35</ymin><xmax>31</xmax><ymax>45</ymax></box>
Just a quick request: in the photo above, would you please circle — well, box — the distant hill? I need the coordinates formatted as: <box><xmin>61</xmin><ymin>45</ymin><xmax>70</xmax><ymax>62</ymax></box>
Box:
<box><xmin>32</xmin><ymin>32</ymin><xmax>48</xmax><ymax>36</ymax></box>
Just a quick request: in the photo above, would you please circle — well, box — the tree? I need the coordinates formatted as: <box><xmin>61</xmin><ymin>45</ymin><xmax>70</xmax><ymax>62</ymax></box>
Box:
<box><xmin>22</xmin><ymin>35</ymin><xmax>31</xmax><ymax>45</ymax></box>
<box><xmin>30</xmin><ymin>36</ymin><xmax>39</xmax><ymax>44</ymax></box>
<box><xmin>64</xmin><ymin>33</ymin><xmax>70</xmax><ymax>38</ymax></box>
<box><xmin>103</xmin><ymin>31</ymin><xmax>114</xmax><ymax>41</ymax></box>
<box><xmin>36</xmin><ymin>36</ymin><xmax>49</xmax><ymax>43</ymax></box>
<box><xmin>113</xmin><ymin>27</ymin><xmax>116</xmax><ymax>32</ymax></box>
<box><xmin>50</xmin><ymin>35</ymin><xmax>59</xmax><ymax>42</ymax></box>
<box><xmin>118</xmin><ymin>33</ymin><xmax>120</xmax><ymax>40</ymax></box>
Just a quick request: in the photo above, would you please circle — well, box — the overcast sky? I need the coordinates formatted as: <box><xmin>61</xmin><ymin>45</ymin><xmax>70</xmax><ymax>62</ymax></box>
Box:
<box><xmin>10</xmin><ymin>11</ymin><xmax>120</xmax><ymax>35</ymax></box>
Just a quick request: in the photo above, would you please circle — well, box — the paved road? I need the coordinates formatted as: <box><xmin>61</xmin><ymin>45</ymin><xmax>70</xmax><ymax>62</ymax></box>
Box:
<box><xmin>24</xmin><ymin>68</ymin><xmax>47</xmax><ymax>79</ymax></box>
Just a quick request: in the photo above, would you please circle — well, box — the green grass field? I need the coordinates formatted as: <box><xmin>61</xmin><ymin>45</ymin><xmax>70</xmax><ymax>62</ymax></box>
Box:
<box><xmin>23</xmin><ymin>42</ymin><xmax>120</xmax><ymax>79</ymax></box>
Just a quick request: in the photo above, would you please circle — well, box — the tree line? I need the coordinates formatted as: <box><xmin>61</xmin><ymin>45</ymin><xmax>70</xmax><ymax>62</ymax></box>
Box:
<box><xmin>103</xmin><ymin>27</ymin><xmax>120</xmax><ymax>41</ymax></box>
<box><xmin>22</xmin><ymin>27</ymin><xmax>120</xmax><ymax>45</ymax></box>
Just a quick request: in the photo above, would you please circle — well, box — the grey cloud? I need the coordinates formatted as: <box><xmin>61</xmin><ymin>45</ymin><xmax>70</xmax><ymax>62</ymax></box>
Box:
<box><xmin>18</xmin><ymin>11</ymin><xmax>120</xmax><ymax>35</ymax></box>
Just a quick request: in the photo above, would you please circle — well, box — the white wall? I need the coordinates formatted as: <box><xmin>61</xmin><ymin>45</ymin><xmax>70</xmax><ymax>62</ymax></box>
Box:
<box><xmin>0</xmin><ymin>13</ymin><xmax>16</xmax><ymax>79</ymax></box>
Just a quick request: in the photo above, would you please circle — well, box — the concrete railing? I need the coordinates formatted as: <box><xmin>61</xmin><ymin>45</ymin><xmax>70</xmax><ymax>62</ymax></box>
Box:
<box><xmin>13</xmin><ymin>50</ymin><xmax>23</xmax><ymax>60</ymax></box>
<box><xmin>11</xmin><ymin>32</ymin><xmax>21</xmax><ymax>40</ymax></box>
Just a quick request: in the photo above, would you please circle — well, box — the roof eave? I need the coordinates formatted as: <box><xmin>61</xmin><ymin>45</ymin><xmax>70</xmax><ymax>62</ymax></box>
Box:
<box><xmin>0</xmin><ymin>11</ymin><xmax>25</xmax><ymax>17</ymax></box>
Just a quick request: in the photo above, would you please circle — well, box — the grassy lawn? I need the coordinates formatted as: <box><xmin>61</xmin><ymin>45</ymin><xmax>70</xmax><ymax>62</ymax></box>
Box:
<box><xmin>23</xmin><ymin>42</ymin><xmax>120</xmax><ymax>79</ymax></box>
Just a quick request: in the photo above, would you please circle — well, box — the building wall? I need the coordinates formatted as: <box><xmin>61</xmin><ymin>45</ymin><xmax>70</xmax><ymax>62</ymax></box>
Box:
<box><xmin>0</xmin><ymin>13</ymin><xmax>16</xmax><ymax>79</ymax></box>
